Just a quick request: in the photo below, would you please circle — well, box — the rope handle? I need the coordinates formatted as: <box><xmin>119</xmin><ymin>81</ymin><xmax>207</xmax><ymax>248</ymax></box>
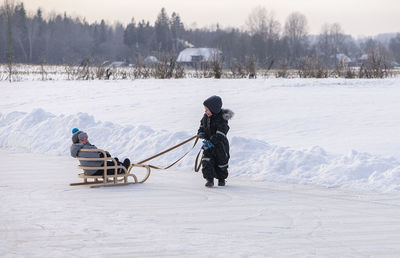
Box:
<box><xmin>194</xmin><ymin>150</ymin><xmax>203</xmax><ymax>172</ymax></box>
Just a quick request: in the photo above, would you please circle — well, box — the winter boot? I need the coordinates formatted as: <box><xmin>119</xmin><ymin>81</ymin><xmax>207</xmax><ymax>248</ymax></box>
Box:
<box><xmin>123</xmin><ymin>158</ymin><xmax>131</xmax><ymax>169</ymax></box>
<box><xmin>205</xmin><ymin>178</ymin><xmax>214</xmax><ymax>187</ymax></box>
<box><xmin>218</xmin><ymin>179</ymin><xmax>226</xmax><ymax>186</ymax></box>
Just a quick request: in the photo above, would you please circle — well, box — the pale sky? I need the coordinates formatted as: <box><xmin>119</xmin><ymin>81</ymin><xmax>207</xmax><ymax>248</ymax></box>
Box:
<box><xmin>24</xmin><ymin>0</ymin><xmax>400</xmax><ymax>37</ymax></box>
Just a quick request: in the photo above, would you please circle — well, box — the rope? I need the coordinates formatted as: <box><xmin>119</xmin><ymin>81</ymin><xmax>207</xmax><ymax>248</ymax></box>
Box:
<box><xmin>137</xmin><ymin>135</ymin><xmax>200</xmax><ymax>170</ymax></box>
<box><xmin>194</xmin><ymin>149</ymin><xmax>203</xmax><ymax>172</ymax></box>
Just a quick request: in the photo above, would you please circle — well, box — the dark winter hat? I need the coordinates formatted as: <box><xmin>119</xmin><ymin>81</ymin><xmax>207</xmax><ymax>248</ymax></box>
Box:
<box><xmin>72</xmin><ymin>128</ymin><xmax>79</xmax><ymax>134</ymax></box>
<box><xmin>78</xmin><ymin>132</ymin><xmax>88</xmax><ymax>140</ymax></box>
<box><xmin>203</xmin><ymin>95</ymin><xmax>222</xmax><ymax>114</ymax></box>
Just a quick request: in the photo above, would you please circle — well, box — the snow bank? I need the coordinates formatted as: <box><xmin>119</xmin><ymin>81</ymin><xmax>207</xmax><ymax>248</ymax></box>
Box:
<box><xmin>1</xmin><ymin>109</ymin><xmax>400</xmax><ymax>193</ymax></box>
<box><xmin>231</xmin><ymin>136</ymin><xmax>400</xmax><ymax>192</ymax></box>
<box><xmin>0</xmin><ymin>109</ymin><xmax>200</xmax><ymax>168</ymax></box>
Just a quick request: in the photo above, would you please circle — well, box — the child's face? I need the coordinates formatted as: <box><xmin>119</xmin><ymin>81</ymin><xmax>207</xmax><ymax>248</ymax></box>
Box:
<box><xmin>80</xmin><ymin>137</ymin><xmax>89</xmax><ymax>145</ymax></box>
<box><xmin>204</xmin><ymin>106</ymin><xmax>212</xmax><ymax>117</ymax></box>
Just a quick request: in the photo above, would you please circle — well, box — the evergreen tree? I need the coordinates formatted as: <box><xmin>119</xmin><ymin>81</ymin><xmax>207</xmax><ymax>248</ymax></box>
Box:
<box><xmin>0</xmin><ymin>1</ymin><xmax>397</xmax><ymax>70</ymax></box>
<box><xmin>0</xmin><ymin>4</ymin><xmax>7</xmax><ymax>62</ymax></box>
<box><xmin>29</xmin><ymin>8</ymin><xmax>46</xmax><ymax>63</ymax></box>
<box><xmin>12</xmin><ymin>2</ymin><xmax>29</xmax><ymax>62</ymax></box>
<box><xmin>124</xmin><ymin>18</ymin><xmax>137</xmax><ymax>47</ymax></box>
<box><xmin>123</xmin><ymin>18</ymin><xmax>137</xmax><ymax>60</ymax></box>
<box><xmin>170</xmin><ymin>12</ymin><xmax>184</xmax><ymax>52</ymax></box>
<box><xmin>389</xmin><ymin>34</ymin><xmax>400</xmax><ymax>63</ymax></box>
<box><xmin>5</xmin><ymin>0</ymin><xmax>13</xmax><ymax>66</ymax></box>
<box><xmin>136</xmin><ymin>20</ymin><xmax>153</xmax><ymax>57</ymax></box>
<box><xmin>154</xmin><ymin>8</ymin><xmax>172</xmax><ymax>52</ymax></box>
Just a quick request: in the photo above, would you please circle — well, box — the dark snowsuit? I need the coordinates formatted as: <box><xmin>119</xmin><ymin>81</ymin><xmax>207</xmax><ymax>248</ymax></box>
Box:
<box><xmin>198</xmin><ymin>109</ymin><xmax>233</xmax><ymax>180</ymax></box>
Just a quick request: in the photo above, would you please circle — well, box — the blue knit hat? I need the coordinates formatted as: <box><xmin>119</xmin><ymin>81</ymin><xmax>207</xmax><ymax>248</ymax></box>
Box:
<box><xmin>203</xmin><ymin>95</ymin><xmax>222</xmax><ymax>114</ymax></box>
<box><xmin>71</xmin><ymin>128</ymin><xmax>81</xmax><ymax>143</ymax></box>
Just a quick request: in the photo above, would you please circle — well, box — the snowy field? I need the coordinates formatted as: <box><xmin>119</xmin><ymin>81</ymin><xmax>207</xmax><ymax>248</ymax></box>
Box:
<box><xmin>2</xmin><ymin>78</ymin><xmax>400</xmax><ymax>257</ymax></box>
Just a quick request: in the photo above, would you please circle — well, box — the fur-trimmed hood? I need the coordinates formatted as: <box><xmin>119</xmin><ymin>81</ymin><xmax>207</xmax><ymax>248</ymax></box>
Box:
<box><xmin>221</xmin><ymin>109</ymin><xmax>234</xmax><ymax>121</ymax></box>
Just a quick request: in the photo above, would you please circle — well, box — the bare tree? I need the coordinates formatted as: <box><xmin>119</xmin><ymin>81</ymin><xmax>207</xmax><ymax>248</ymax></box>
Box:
<box><xmin>333</xmin><ymin>57</ymin><xmax>356</xmax><ymax>78</ymax></box>
<box><xmin>133</xmin><ymin>57</ymin><xmax>152</xmax><ymax>79</ymax></box>
<box><xmin>40</xmin><ymin>57</ymin><xmax>47</xmax><ymax>80</ymax></box>
<box><xmin>209</xmin><ymin>52</ymin><xmax>224</xmax><ymax>79</ymax></box>
<box><xmin>246</xmin><ymin>6</ymin><xmax>281</xmax><ymax>67</ymax></box>
<box><xmin>231</xmin><ymin>59</ymin><xmax>246</xmax><ymax>78</ymax></box>
<box><xmin>330</xmin><ymin>23</ymin><xmax>346</xmax><ymax>64</ymax></box>
<box><xmin>246</xmin><ymin>6</ymin><xmax>280</xmax><ymax>40</ymax></box>
<box><xmin>65</xmin><ymin>63</ymin><xmax>78</xmax><ymax>80</ymax></box>
<box><xmin>317</xmin><ymin>23</ymin><xmax>346</xmax><ymax>67</ymax></box>
<box><xmin>174</xmin><ymin>62</ymin><xmax>185</xmax><ymax>78</ymax></box>
<box><xmin>359</xmin><ymin>43</ymin><xmax>394</xmax><ymax>78</ymax></box>
<box><xmin>276</xmin><ymin>59</ymin><xmax>289</xmax><ymax>78</ymax></box>
<box><xmin>78</xmin><ymin>57</ymin><xmax>92</xmax><ymax>80</ymax></box>
<box><xmin>154</xmin><ymin>52</ymin><xmax>176</xmax><ymax>79</ymax></box>
<box><xmin>297</xmin><ymin>56</ymin><xmax>328</xmax><ymax>78</ymax></box>
<box><xmin>94</xmin><ymin>63</ymin><xmax>106</xmax><ymax>80</ymax></box>
<box><xmin>283</xmin><ymin>12</ymin><xmax>309</xmax><ymax>66</ymax></box>
<box><xmin>245</xmin><ymin>56</ymin><xmax>257</xmax><ymax>78</ymax></box>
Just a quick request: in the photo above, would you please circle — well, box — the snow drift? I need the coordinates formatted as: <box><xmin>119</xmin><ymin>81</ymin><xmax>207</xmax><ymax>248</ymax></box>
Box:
<box><xmin>1</xmin><ymin>108</ymin><xmax>400</xmax><ymax>193</ymax></box>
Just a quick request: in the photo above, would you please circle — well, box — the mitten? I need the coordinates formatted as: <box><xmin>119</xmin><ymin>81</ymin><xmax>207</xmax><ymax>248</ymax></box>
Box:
<box><xmin>201</xmin><ymin>140</ymin><xmax>214</xmax><ymax>150</ymax></box>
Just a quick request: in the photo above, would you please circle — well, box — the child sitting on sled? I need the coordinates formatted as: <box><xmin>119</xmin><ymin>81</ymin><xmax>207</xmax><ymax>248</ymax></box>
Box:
<box><xmin>70</xmin><ymin>128</ymin><xmax>130</xmax><ymax>175</ymax></box>
<box><xmin>198</xmin><ymin>96</ymin><xmax>234</xmax><ymax>187</ymax></box>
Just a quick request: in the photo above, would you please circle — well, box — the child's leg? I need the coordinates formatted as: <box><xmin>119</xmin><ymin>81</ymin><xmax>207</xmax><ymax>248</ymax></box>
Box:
<box><xmin>214</xmin><ymin>139</ymin><xmax>230</xmax><ymax>180</ymax></box>
<box><xmin>91</xmin><ymin>161</ymin><xmax>116</xmax><ymax>175</ymax></box>
<box><xmin>215</xmin><ymin>165</ymin><xmax>228</xmax><ymax>180</ymax></box>
<box><xmin>201</xmin><ymin>154</ymin><xmax>216</xmax><ymax>180</ymax></box>
<box><xmin>106</xmin><ymin>161</ymin><xmax>120</xmax><ymax>175</ymax></box>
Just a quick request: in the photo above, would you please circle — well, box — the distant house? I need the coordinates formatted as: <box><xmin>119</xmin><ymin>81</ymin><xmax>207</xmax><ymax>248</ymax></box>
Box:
<box><xmin>144</xmin><ymin>56</ymin><xmax>159</xmax><ymax>66</ymax></box>
<box><xmin>357</xmin><ymin>54</ymin><xmax>398</xmax><ymax>67</ymax></box>
<box><xmin>108</xmin><ymin>61</ymin><xmax>128</xmax><ymax>67</ymax></box>
<box><xmin>358</xmin><ymin>54</ymin><xmax>368</xmax><ymax>63</ymax></box>
<box><xmin>176</xmin><ymin>48</ymin><xmax>222</xmax><ymax>68</ymax></box>
<box><xmin>336</xmin><ymin>53</ymin><xmax>352</xmax><ymax>64</ymax></box>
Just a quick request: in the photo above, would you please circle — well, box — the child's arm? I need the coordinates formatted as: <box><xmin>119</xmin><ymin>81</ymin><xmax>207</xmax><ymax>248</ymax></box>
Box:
<box><xmin>209</xmin><ymin>119</ymin><xmax>229</xmax><ymax>144</ymax></box>
<box><xmin>197</xmin><ymin>115</ymin><xmax>207</xmax><ymax>136</ymax></box>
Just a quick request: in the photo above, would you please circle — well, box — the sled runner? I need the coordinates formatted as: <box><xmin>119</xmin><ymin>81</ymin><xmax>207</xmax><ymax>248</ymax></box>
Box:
<box><xmin>70</xmin><ymin>149</ymin><xmax>151</xmax><ymax>188</ymax></box>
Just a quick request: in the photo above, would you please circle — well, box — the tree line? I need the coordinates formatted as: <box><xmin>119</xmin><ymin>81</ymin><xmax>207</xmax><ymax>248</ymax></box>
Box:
<box><xmin>1</xmin><ymin>1</ymin><xmax>400</xmax><ymax>70</ymax></box>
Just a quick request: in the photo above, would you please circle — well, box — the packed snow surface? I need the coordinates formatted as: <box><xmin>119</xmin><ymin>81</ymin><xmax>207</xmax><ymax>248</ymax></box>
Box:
<box><xmin>1</xmin><ymin>78</ymin><xmax>400</xmax><ymax>193</ymax></box>
<box><xmin>2</xmin><ymin>78</ymin><xmax>400</xmax><ymax>257</ymax></box>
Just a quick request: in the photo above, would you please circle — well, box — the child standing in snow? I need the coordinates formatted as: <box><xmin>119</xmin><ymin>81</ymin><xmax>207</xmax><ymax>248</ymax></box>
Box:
<box><xmin>70</xmin><ymin>129</ymin><xmax>130</xmax><ymax>175</ymax></box>
<box><xmin>198</xmin><ymin>96</ymin><xmax>234</xmax><ymax>187</ymax></box>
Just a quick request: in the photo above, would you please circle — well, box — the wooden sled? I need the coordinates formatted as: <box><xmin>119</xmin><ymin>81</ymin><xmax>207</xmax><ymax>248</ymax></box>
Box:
<box><xmin>70</xmin><ymin>149</ymin><xmax>151</xmax><ymax>188</ymax></box>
